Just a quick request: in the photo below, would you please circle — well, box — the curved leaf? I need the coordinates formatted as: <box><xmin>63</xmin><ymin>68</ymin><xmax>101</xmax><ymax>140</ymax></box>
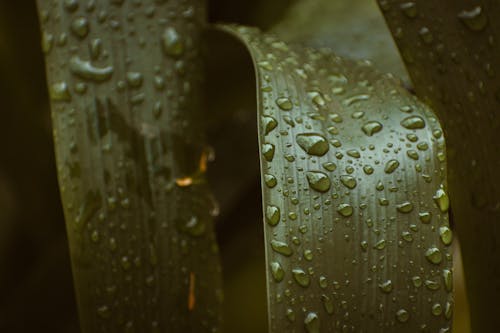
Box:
<box><xmin>218</xmin><ymin>25</ymin><xmax>452</xmax><ymax>332</ymax></box>
<box><xmin>36</xmin><ymin>0</ymin><xmax>222</xmax><ymax>331</ymax></box>
<box><xmin>377</xmin><ymin>1</ymin><xmax>499</xmax><ymax>331</ymax></box>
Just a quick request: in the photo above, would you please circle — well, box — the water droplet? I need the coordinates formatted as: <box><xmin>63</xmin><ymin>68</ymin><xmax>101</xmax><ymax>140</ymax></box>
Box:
<box><xmin>270</xmin><ymin>261</ymin><xmax>284</xmax><ymax>282</ymax></box>
<box><xmin>379</xmin><ymin>280</ymin><xmax>393</xmax><ymax>293</ymax></box>
<box><xmin>401</xmin><ymin>116</ymin><xmax>426</xmax><ymax>129</ymax></box>
<box><xmin>161</xmin><ymin>27</ymin><xmax>184</xmax><ymax>57</ymax></box>
<box><xmin>412</xmin><ymin>276</ymin><xmax>422</xmax><ymax>287</ymax></box>
<box><xmin>425</xmin><ymin>247</ymin><xmax>443</xmax><ymax>265</ymax></box>
<box><xmin>396</xmin><ymin>309</ymin><xmax>409</xmax><ymax>322</ymax></box>
<box><xmin>337</xmin><ymin>203</ymin><xmax>353</xmax><ymax>217</ymax></box>
<box><xmin>304</xmin><ymin>312</ymin><xmax>319</xmax><ymax>333</ymax></box>
<box><xmin>262</xmin><ymin>116</ymin><xmax>278</xmax><ymax>135</ymax></box>
<box><xmin>374</xmin><ymin>239</ymin><xmax>386</xmax><ymax>250</ymax></box>
<box><xmin>50</xmin><ymin>82</ymin><xmax>72</xmax><ymax>101</ymax></box>
<box><xmin>322</xmin><ymin>162</ymin><xmax>337</xmax><ymax>171</ymax></box>
<box><xmin>126</xmin><ymin>72</ymin><xmax>144</xmax><ymax>88</ymax></box>
<box><xmin>177</xmin><ymin>216</ymin><xmax>206</xmax><ymax>237</ymax></box>
<box><xmin>384</xmin><ymin>159</ymin><xmax>400</xmax><ymax>174</ymax></box>
<box><xmin>396</xmin><ymin>201</ymin><xmax>414</xmax><ymax>213</ymax></box>
<box><xmin>445</xmin><ymin>301</ymin><xmax>453</xmax><ymax>319</ymax></box>
<box><xmin>262</xmin><ymin>143</ymin><xmax>275</xmax><ymax>162</ymax></box>
<box><xmin>458</xmin><ymin>6</ymin><xmax>488</xmax><ymax>31</ymax></box>
<box><xmin>400</xmin><ymin>2</ymin><xmax>417</xmax><ymax>18</ymax></box>
<box><xmin>296</xmin><ymin>133</ymin><xmax>329</xmax><ymax>156</ymax></box>
<box><xmin>64</xmin><ymin>0</ymin><xmax>79</xmax><ymax>12</ymax></box>
<box><xmin>70</xmin><ymin>56</ymin><xmax>114</xmax><ymax>81</ymax></box>
<box><xmin>97</xmin><ymin>305</ymin><xmax>111</xmax><ymax>319</ymax></box>
<box><xmin>321</xmin><ymin>295</ymin><xmax>334</xmax><ymax>314</ymax></box>
<box><xmin>264</xmin><ymin>174</ymin><xmax>277</xmax><ymax>188</ymax></box>
<box><xmin>292</xmin><ymin>268</ymin><xmax>310</xmax><ymax>287</ymax></box>
<box><xmin>308</xmin><ymin>91</ymin><xmax>326</xmax><ymax>107</ymax></box>
<box><xmin>71</xmin><ymin>17</ymin><xmax>90</xmax><ymax>39</ymax></box>
<box><xmin>432</xmin><ymin>303</ymin><xmax>443</xmax><ymax>316</ymax></box>
<box><xmin>407</xmin><ymin>150</ymin><xmax>419</xmax><ymax>160</ymax></box>
<box><xmin>363</xmin><ymin>165</ymin><xmax>374</xmax><ymax>175</ymax></box>
<box><xmin>306</xmin><ymin>171</ymin><xmax>331</xmax><ymax>193</ymax></box>
<box><xmin>433</xmin><ymin>187</ymin><xmax>450</xmax><ymax>212</ymax></box>
<box><xmin>346</xmin><ymin>149</ymin><xmax>360</xmax><ymax>158</ymax></box>
<box><xmin>41</xmin><ymin>31</ymin><xmax>54</xmax><ymax>54</ymax></box>
<box><xmin>425</xmin><ymin>279</ymin><xmax>440</xmax><ymax>290</ymax></box>
<box><xmin>271</xmin><ymin>239</ymin><xmax>293</xmax><ymax>256</ymax></box>
<box><xmin>442</xmin><ymin>269</ymin><xmax>453</xmax><ymax>292</ymax></box>
<box><xmin>362</xmin><ymin>121</ymin><xmax>383</xmax><ymax>136</ymax></box>
<box><xmin>439</xmin><ymin>226</ymin><xmax>453</xmax><ymax>246</ymax></box>
<box><xmin>276</xmin><ymin>97</ymin><xmax>293</xmax><ymax>111</ymax></box>
<box><xmin>419</xmin><ymin>211</ymin><xmax>432</xmax><ymax>223</ymax></box>
<box><xmin>266</xmin><ymin>205</ymin><xmax>280</xmax><ymax>226</ymax></box>
<box><xmin>303</xmin><ymin>249</ymin><xmax>313</xmax><ymax>261</ymax></box>
<box><xmin>340</xmin><ymin>175</ymin><xmax>357</xmax><ymax>189</ymax></box>
<box><xmin>419</xmin><ymin>26</ymin><xmax>433</xmax><ymax>44</ymax></box>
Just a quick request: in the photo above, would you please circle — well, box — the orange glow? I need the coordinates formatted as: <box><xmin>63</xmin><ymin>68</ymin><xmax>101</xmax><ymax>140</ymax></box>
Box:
<box><xmin>188</xmin><ymin>272</ymin><xmax>196</xmax><ymax>311</ymax></box>
<box><xmin>175</xmin><ymin>177</ymin><xmax>193</xmax><ymax>187</ymax></box>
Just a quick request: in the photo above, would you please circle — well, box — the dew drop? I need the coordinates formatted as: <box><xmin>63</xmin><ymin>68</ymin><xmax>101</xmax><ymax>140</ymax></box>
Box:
<box><xmin>458</xmin><ymin>6</ymin><xmax>488</xmax><ymax>31</ymax></box>
<box><xmin>70</xmin><ymin>56</ymin><xmax>114</xmax><ymax>81</ymax></box>
<box><xmin>396</xmin><ymin>201</ymin><xmax>414</xmax><ymax>213</ymax></box>
<box><xmin>264</xmin><ymin>174</ymin><xmax>277</xmax><ymax>188</ymax></box>
<box><xmin>304</xmin><ymin>312</ymin><xmax>319</xmax><ymax>333</ymax></box>
<box><xmin>439</xmin><ymin>226</ymin><xmax>453</xmax><ymax>246</ymax></box>
<box><xmin>296</xmin><ymin>133</ymin><xmax>329</xmax><ymax>156</ymax></box>
<box><xmin>50</xmin><ymin>82</ymin><xmax>72</xmax><ymax>101</ymax></box>
<box><xmin>384</xmin><ymin>159</ymin><xmax>400</xmax><ymax>174</ymax></box>
<box><xmin>433</xmin><ymin>187</ymin><xmax>450</xmax><ymax>212</ymax></box>
<box><xmin>362</xmin><ymin>121</ymin><xmax>383</xmax><ymax>136</ymax></box>
<box><xmin>306</xmin><ymin>171</ymin><xmax>331</xmax><ymax>193</ymax></box>
<box><xmin>337</xmin><ymin>203</ymin><xmax>353</xmax><ymax>217</ymax></box>
<box><xmin>276</xmin><ymin>97</ymin><xmax>293</xmax><ymax>111</ymax></box>
<box><xmin>340</xmin><ymin>175</ymin><xmax>357</xmax><ymax>189</ymax></box>
<box><xmin>292</xmin><ymin>268</ymin><xmax>310</xmax><ymax>287</ymax></box>
<box><xmin>161</xmin><ymin>27</ymin><xmax>184</xmax><ymax>57</ymax></box>
<box><xmin>262</xmin><ymin>116</ymin><xmax>278</xmax><ymax>135</ymax></box>
<box><xmin>265</xmin><ymin>205</ymin><xmax>281</xmax><ymax>226</ymax></box>
<box><xmin>270</xmin><ymin>261</ymin><xmax>284</xmax><ymax>282</ymax></box>
<box><xmin>271</xmin><ymin>239</ymin><xmax>293</xmax><ymax>256</ymax></box>
<box><xmin>379</xmin><ymin>279</ymin><xmax>393</xmax><ymax>293</ymax></box>
<box><xmin>425</xmin><ymin>247</ymin><xmax>443</xmax><ymax>265</ymax></box>
<box><xmin>442</xmin><ymin>269</ymin><xmax>453</xmax><ymax>292</ymax></box>
<box><xmin>71</xmin><ymin>17</ymin><xmax>90</xmax><ymax>39</ymax></box>
<box><xmin>401</xmin><ymin>115</ymin><xmax>426</xmax><ymax>129</ymax></box>
<box><xmin>400</xmin><ymin>2</ymin><xmax>417</xmax><ymax>18</ymax></box>
<box><xmin>262</xmin><ymin>143</ymin><xmax>275</xmax><ymax>162</ymax></box>
<box><xmin>396</xmin><ymin>309</ymin><xmax>409</xmax><ymax>322</ymax></box>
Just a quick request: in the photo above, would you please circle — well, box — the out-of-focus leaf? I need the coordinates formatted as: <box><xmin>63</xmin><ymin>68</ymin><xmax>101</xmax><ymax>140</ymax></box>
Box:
<box><xmin>377</xmin><ymin>1</ymin><xmax>499</xmax><ymax>331</ymax></box>
<box><xmin>218</xmin><ymin>25</ymin><xmax>453</xmax><ymax>332</ymax></box>
<box><xmin>36</xmin><ymin>0</ymin><xmax>222</xmax><ymax>332</ymax></box>
<box><xmin>271</xmin><ymin>0</ymin><xmax>409</xmax><ymax>82</ymax></box>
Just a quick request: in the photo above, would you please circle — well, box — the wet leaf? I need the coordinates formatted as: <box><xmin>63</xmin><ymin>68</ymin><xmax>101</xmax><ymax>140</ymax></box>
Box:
<box><xmin>378</xmin><ymin>1</ymin><xmax>499</xmax><ymax>331</ymax></box>
<box><xmin>218</xmin><ymin>24</ymin><xmax>452</xmax><ymax>332</ymax></box>
<box><xmin>37</xmin><ymin>0</ymin><xmax>222</xmax><ymax>331</ymax></box>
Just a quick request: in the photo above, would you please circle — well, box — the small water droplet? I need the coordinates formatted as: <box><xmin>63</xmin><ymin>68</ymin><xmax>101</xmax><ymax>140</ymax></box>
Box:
<box><xmin>379</xmin><ymin>279</ymin><xmax>393</xmax><ymax>293</ymax></box>
<box><xmin>304</xmin><ymin>312</ymin><xmax>319</xmax><ymax>333</ymax></box>
<box><xmin>161</xmin><ymin>27</ymin><xmax>184</xmax><ymax>57</ymax></box>
<box><xmin>71</xmin><ymin>17</ymin><xmax>90</xmax><ymax>39</ymax></box>
<box><xmin>70</xmin><ymin>56</ymin><xmax>114</xmax><ymax>81</ymax></box>
<box><xmin>396</xmin><ymin>201</ymin><xmax>414</xmax><ymax>213</ymax></box>
<box><xmin>458</xmin><ymin>6</ymin><xmax>488</xmax><ymax>31</ymax></box>
<box><xmin>396</xmin><ymin>308</ymin><xmax>409</xmax><ymax>322</ymax></box>
<box><xmin>433</xmin><ymin>187</ymin><xmax>450</xmax><ymax>212</ymax></box>
<box><xmin>292</xmin><ymin>268</ymin><xmax>310</xmax><ymax>287</ymax></box>
<box><xmin>270</xmin><ymin>261</ymin><xmax>284</xmax><ymax>282</ymax></box>
<box><xmin>425</xmin><ymin>247</ymin><xmax>443</xmax><ymax>265</ymax></box>
<box><xmin>266</xmin><ymin>205</ymin><xmax>281</xmax><ymax>226</ymax></box>
<box><xmin>442</xmin><ymin>269</ymin><xmax>453</xmax><ymax>292</ymax></box>
<box><xmin>337</xmin><ymin>203</ymin><xmax>353</xmax><ymax>217</ymax></box>
<box><xmin>50</xmin><ymin>82</ymin><xmax>72</xmax><ymax>101</ymax></box>
<box><xmin>400</xmin><ymin>2</ymin><xmax>417</xmax><ymax>18</ymax></box>
<box><xmin>126</xmin><ymin>72</ymin><xmax>144</xmax><ymax>88</ymax></box>
<box><xmin>439</xmin><ymin>226</ymin><xmax>453</xmax><ymax>245</ymax></box>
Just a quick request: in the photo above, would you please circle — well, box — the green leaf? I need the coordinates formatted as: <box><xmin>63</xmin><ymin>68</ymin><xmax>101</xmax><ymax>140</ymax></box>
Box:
<box><xmin>37</xmin><ymin>0</ymin><xmax>222</xmax><ymax>331</ymax></box>
<box><xmin>218</xmin><ymin>24</ymin><xmax>453</xmax><ymax>332</ymax></box>
<box><xmin>377</xmin><ymin>1</ymin><xmax>499</xmax><ymax>331</ymax></box>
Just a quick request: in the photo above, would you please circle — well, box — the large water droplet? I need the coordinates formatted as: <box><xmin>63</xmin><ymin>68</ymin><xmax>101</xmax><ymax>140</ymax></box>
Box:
<box><xmin>276</xmin><ymin>97</ymin><xmax>293</xmax><ymax>111</ymax></box>
<box><xmin>439</xmin><ymin>226</ymin><xmax>453</xmax><ymax>245</ymax></box>
<box><xmin>306</xmin><ymin>171</ymin><xmax>331</xmax><ymax>192</ymax></box>
<box><xmin>296</xmin><ymin>133</ymin><xmax>329</xmax><ymax>156</ymax></box>
<box><xmin>361</xmin><ymin>121</ymin><xmax>383</xmax><ymax>136</ymax></box>
<box><xmin>396</xmin><ymin>201</ymin><xmax>414</xmax><ymax>213</ymax></box>
<box><xmin>262</xmin><ymin>116</ymin><xmax>278</xmax><ymax>135</ymax></box>
<box><xmin>384</xmin><ymin>159</ymin><xmax>400</xmax><ymax>174</ymax></box>
<box><xmin>271</xmin><ymin>239</ymin><xmax>293</xmax><ymax>256</ymax></box>
<box><xmin>264</xmin><ymin>174</ymin><xmax>277</xmax><ymax>188</ymax></box>
<box><xmin>340</xmin><ymin>175</ymin><xmax>357</xmax><ymax>189</ymax></box>
<box><xmin>262</xmin><ymin>143</ymin><xmax>275</xmax><ymax>162</ymax></box>
<box><xmin>401</xmin><ymin>116</ymin><xmax>426</xmax><ymax>129</ymax></box>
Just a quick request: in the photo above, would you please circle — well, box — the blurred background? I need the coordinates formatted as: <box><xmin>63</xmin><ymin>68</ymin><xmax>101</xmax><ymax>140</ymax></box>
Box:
<box><xmin>0</xmin><ymin>1</ymin><xmax>469</xmax><ymax>332</ymax></box>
